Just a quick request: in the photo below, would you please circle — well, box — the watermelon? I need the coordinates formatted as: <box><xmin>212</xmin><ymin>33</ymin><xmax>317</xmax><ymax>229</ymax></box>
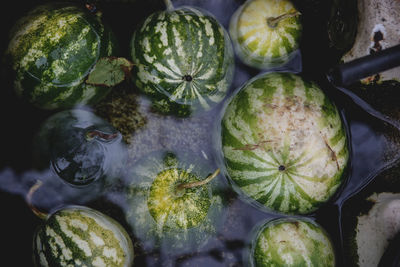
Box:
<box><xmin>33</xmin><ymin>109</ymin><xmax>126</xmax><ymax>186</ymax></box>
<box><xmin>124</xmin><ymin>150</ymin><xmax>225</xmax><ymax>254</ymax></box>
<box><xmin>219</xmin><ymin>72</ymin><xmax>349</xmax><ymax>214</ymax></box>
<box><xmin>33</xmin><ymin>206</ymin><xmax>133</xmax><ymax>267</ymax></box>
<box><xmin>5</xmin><ymin>2</ymin><xmax>117</xmax><ymax>110</ymax></box>
<box><xmin>248</xmin><ymin>217</ymin><xmax>335</xmax><ymax>266</ymax></box>
<box><xmin>229</xmin><ymin>0</ymin><xmax>302</xmax><ymax>69</ymax></box>
<box><xmin>130</xmin><ymin>5</ymin><xmax>234</xmax><ymax>116</ymax></box>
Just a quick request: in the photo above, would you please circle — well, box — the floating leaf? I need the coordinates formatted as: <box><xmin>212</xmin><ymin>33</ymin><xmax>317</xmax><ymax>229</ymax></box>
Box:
<box><xmin>86</xmin><ymin>57</ymin><xmax>133</xmax><ymax>87</ymax></box>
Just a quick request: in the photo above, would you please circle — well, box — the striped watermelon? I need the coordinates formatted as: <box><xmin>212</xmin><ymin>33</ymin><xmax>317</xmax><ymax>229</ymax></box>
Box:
<box><xmin>33</xmin><ymin>206</ymin><xmax>133</xmax><ymax>267</ymax></box>
<box><xmin>219</xmin><ymin>72</ymin><xmax>349</xmax><ymax>214</ymax></box>
<box><xmin>6</xmin><ymin>2</ymin><xmax>117</xmax><ymax>110</ymax></box>
<box><xmin>229</xmin><ymin>0</ymin><xmax>302</xmax><ymax>69</ymax></box>
<box><xmin>249</xmin><ymin>218</ymin><xmax>335</xmax><ymax>266</ymax></box>
<box><xmin>130</xmin><ymin>6</ymin><xmax>234</xmax><ymax>116</ymax></box>
<box><xmin>124</xmin><ymin>150</ymin><xmax>225</xmax><ymax>254</ymax></box>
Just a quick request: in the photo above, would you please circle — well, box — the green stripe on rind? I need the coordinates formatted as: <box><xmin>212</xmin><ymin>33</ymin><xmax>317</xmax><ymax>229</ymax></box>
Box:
<box><xmin>33</xmin><ymin>206</ymin><xmax>133</xmax><ymax>267</ymax></box>
<box><xmin>249</xmin><ymin>218</ymin><xmax>335</xmax><ymax>267</ymax></box>
<box><xmin>130</xmin><ymin>6</ymin><xmax>234</xmax><ymax>114</ymax></box>
<box><xmin>148</xmin><ymin>168</ymin><xmax>212</xmax><ymax>230</ymax></box>
<box><xmin>124</xmin><ymin>150</ymin><xmax>225</xmax><ymax>254</ymax></box>
<box><xmin>6</xmin><ymin>3</ymin><xmax>117</xmax><ymax>110</ymax></box>
<box><xmin>220</xmin><ymin>72</ymin><xmax>349</xmax><ymax>215</ymax></box>
<box><xmin>229</xmin><ymin>0</ymin><xmax>302</xmax><ymax>69</ymax></box>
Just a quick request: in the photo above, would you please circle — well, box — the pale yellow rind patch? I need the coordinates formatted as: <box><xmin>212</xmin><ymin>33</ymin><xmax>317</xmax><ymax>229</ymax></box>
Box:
<box><xmin>38</xmin><ymin>207</ymin><xmax>133</xmax><ymax>267</ymax></box>
<box><xmin>57</xmin><ymin>215</ymin><xmax>93</xmax><ymax>257</ymax></box>
<box><xmin>222</xmin><ymin>73</ymin><xmax>348</xmax><ymax>214</ymax></box>
<box><xmin>253</xmin><ymin>219</ymin><xmax>335</xmax><ymax>266</ymax></box>
<box><xmin>230</xmin><ymin>0</ymin><xmax>301</xmax><ymax>68</ymax></box>
<box><xmin>45</xmin><ymin>227</ymin><xmax>73</xmax><ymax>261</ymax></box>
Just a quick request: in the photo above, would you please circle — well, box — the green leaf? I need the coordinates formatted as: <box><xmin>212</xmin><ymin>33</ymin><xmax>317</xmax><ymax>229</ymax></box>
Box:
<box><xmin>86</xmin><ymin>57</ymin><xmax>133</xmax><ymax>87</ymax></box>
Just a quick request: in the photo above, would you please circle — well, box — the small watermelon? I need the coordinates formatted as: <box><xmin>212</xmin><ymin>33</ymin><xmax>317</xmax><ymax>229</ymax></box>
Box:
<box><xmin>33</xmin><ymin>206</ymin><xmax>134</xmax><ymax>267</ymax></box>
<box><xmin>219</xmin><ymin>72</ymin><xmax>349</xmax><ymax>214</ymax></box>
<box><xmin>5</xmin><ymin>2</ymin><xmax>118</xmax><ymax>110</ymax></box>
<box><xmin>33</xmin><ymin>109</ymin><xmax>126</xmax><ymax>187</ymax></box>
<box><xmin>124</xmin><ymin>150</ymin><xmax>225</xmax><ymax>254</ymax></box>
<box><xmin>130</xmin><ymin>6</ymin><xmax>234</xmax><ymax>116</ymax></box>
<box><xmin>229</xmin><ymin>0</ymin><xmax>302</xmax><ymax>69</ymax></box>
<box><xmin>248</xmin><ymin>217</ymin><xmax>335</xmax><ymax>266</ymax></box>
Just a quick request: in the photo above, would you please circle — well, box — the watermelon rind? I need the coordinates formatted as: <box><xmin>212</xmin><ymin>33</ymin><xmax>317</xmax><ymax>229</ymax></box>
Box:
<box><xmin>218</xmin><ymin>72</ymin><xmax>349</xmax><ymax>215</ymax></box>
<box><xmin>32</xmin><ymin>205</ymin><xmax>134</xmax><ymax>267</ymax></box>
<box><xmin>6</xmin><ymin>2</ymin><xmax>118</xmax><ymax>109</ymax></box>
<box><xmin>124</xmin><ymin>149</ymin><xmax>226</xmax><ymax>254</ymax></box>
<box><xmin>130</xmin><ymin>5</ymin><xmax>234</xmax><ymax>116</ymax></box>
<box><xmin>246</xmin><ymin>217</ymin><xmax>336</xmax><ymax>267</ymax></box>
<box><xmin>229</xmin><ymin>0</ymin><xmax>302</xmax><ymax>69</ymax></box>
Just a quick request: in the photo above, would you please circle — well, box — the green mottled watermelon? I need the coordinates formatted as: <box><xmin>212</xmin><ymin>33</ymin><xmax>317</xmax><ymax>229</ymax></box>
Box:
<box><xmin>249</xmin><ymin>218</ymin><xmax>335</xmax><ymax>266</ymax></box>
<box><xmin>229</xmin><ymin>0</ymin><xmax>302</xmax><ymax>69</ymax></box>
<box><xmin>219</xmin><ymin>72</ymin><xmax>349</xmax><ymax>214</ymax></box>
<box><xmin>130</xmin><ymin>6</ymin><xmax>234</xmax><ymax>116</ymax></box>
<box><xmin>33</xmin><ymin>206</ymin><xmax>133</xmax><ymax>267</ymax></box>
<box><xmin>124</xmin><ymin>150</ymin><xmax>225</xmax><ymax>254</ymax></box>
<box><xmin>6</xmin><ymin>2</ymin><xmax>117</xmax><ymax>110</ymax></box>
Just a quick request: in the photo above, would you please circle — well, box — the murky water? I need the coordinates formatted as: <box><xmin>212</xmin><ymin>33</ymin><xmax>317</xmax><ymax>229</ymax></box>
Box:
<box><xmin>1</xmin><ymin>0</ymin><xmax>400</xmax><ymax>266</ymax></box>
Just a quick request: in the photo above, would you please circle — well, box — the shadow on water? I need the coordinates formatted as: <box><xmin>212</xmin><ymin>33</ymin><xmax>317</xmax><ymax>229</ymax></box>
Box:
<box><xmin>0</xmin><ymin>0</ymin><xmax>400</xmax><ymax>266</ymax></box>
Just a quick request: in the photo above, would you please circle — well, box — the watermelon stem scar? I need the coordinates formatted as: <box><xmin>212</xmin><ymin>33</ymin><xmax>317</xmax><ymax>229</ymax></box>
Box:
<box><xmin>176</xmin><ymin>168</ymin><xmax>220</xmax><ymax>191</ymax></box>
<box><xmin>182</xmin><ymin>75</ymin><xmax>193</xmax><ymax>82</ymax></box>
<box><xmin>267</xmin><ymin>11</ymin><xmax>301</xmax><ymax>28</ymax></box>
<box><xmin>26</xmin><ymin>180</ymin><xmax>48</xmax><ymax>220</ymax></box>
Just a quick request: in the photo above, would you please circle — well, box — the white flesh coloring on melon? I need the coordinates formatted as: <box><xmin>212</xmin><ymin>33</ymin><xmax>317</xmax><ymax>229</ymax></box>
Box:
<box><xmin>221</xmin><ymin>73</ymin><xmax>349</xmax><ymax>214</ymax></box>
<box><xmin>251</xmin><ymin>218</ymin><xmax>335</xmax><ymax>266</ymax></box>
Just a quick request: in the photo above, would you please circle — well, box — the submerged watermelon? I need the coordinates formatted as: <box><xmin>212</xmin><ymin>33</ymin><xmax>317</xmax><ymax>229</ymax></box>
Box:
<box><xmin>124</xmin><ymin>150</ymin><xmax>225</xmax><ymax>254</ymax></box>
<box><xmin>219</xmin><ymin>72</ymin><xmax>349</xmax><ymax>214</ymax></box>
<box><xmin>6</xmin><ymin>2</ymin><xmax>117</xmax><ymax>110</ymax></box>
<box><xmin>248</xmin><ymin>217</ymin><xmax>335</xmax><ymax>266</ymax></box>
<box><xmin>130</xmin><ymin>6</ymin><xmax>234</xmax><ymax>116</ymax></box>
<box><xmin>33</xmin><ymin>109</ymin><xmax>126</xmax><ymax>187</ymax></box>
<box><xmin>33</xmin><ymin>206</ymin><xmax>133</xmax><ymax>267</ymax></box>
<box><xmin>229</xmin><ymin>0</ymin><xmax>302</xmax><ymax>69</ymax></box>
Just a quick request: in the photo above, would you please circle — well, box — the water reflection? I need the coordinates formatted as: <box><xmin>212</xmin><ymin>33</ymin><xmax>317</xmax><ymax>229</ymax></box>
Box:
<box><xmin>1</xmin><ymin>0</ymin><xmax>400</xmax><ymax>266</ymax></box>
<box><xmin>0</xmin><ymin>168</ymin><xmax>103</xmax><ymax>213</ymax></box>
<box><xmin>126</xmin><ymin>97</ymin><xmax>218</xmax><ymax>163</ymax></box>
<box><xmin>2</xmin><ymin>81</ymin><xmax>397</xmax><ymax>265</ymax></box>
<box><xmin>334</xmin><ymin>99</ymin><xmax>400</xmax><ymax>202</ymax></box>
<box><xmin>33</xmin><ymin>109</ymin><xmax>127</xmax><ymax>186</ymax></box>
